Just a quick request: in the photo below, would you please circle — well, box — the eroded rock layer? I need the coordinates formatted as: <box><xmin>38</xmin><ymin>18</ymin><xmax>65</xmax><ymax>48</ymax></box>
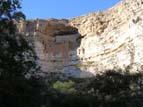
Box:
<box><xmin>17</xmin><ymin>0</ymin><xmax>143</xmax><ymax>77</ymax></box>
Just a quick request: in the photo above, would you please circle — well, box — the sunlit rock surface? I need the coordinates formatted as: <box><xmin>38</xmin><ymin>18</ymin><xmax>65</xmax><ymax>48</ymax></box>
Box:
<box><xmin>17</xmin><ymin>0</ymin><xmax>143</xmax><ymax>77</ymax></box>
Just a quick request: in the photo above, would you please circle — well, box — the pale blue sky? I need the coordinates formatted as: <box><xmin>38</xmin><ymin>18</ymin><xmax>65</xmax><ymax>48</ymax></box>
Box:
<box><xmin>21</xmin><ymin>0</ymin><xmax>121</xmax><ymax>19</ymax></box>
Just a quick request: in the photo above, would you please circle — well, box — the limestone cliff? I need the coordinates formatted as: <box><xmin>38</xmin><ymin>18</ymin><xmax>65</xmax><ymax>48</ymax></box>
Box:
<box><xmin>17</xmin><ymin>0</ymin><xmax>143</xmax><ymax>77</ymax></box>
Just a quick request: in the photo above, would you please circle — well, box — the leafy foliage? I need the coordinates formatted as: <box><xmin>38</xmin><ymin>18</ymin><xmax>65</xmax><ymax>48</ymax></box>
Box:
<box><xmin>0</xmin><ymin>0</ymin><xmax>25</xmax><ymax>20</ymax></box>
<box><xmin>0</xmin><ymin>0</ymin><xmax>42</xmax><ymax>107</ymax></box>
<box><xmin>53</xmin><ymin>80</ymin><xmax>76</xmax><ymax>94</ymax></box>
<box><xmin>0</xmin><ymin>0</ymin><xmax>25</xmax><ymax>34</ymax></box>
<box><xmin>40</xmin><ymin>70</ymin><xmax>143</xmax><ymax>107</ymax></box>
<box><xmin>0</xmin><ymin>0</ymin><xmax>37</xmax><ymax>79</ymax></box>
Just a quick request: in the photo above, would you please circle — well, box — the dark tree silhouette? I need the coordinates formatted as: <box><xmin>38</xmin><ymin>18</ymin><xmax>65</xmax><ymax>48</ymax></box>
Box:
<box><xmin>0</xmin><ymin>1</ymin><xmax>42</xmax><ymax>107</ymax></box>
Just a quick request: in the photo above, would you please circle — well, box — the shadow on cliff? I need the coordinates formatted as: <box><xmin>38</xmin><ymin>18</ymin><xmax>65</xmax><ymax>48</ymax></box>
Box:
<box><xmin>40</xmin><ymin>69</ymin><xmax>143</xmax><ymax>107</ymax></box>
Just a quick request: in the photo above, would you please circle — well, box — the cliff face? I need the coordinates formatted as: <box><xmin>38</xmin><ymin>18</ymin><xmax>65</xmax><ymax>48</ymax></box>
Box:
<box><xmin>17</xmin><ymin>0</ymin><xmax>143</xmax><ymax>77</ymax></box>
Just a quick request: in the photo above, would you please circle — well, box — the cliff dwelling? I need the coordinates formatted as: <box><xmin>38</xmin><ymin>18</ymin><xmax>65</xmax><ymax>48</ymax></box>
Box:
<box><xmin>33</xmin><ymin>19</ymin><xmax>80</xmax><ymax>65</ymax></box>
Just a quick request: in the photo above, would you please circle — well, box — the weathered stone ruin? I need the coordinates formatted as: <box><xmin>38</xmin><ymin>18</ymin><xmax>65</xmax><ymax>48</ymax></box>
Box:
<box><xmin>16</xmin><ymin>0</ymin><xmax>143</xmax><ymax>77</ymax></box>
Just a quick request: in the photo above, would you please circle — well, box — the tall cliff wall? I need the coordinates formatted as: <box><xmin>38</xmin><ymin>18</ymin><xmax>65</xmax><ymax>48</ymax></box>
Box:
<box><xmin>17</xmin><ymin>0</ymin><xmax>143</xmax><ymax>77</ymax></box>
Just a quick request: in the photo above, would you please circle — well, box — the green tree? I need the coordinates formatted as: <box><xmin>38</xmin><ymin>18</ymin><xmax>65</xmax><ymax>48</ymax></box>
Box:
<box><xmin>0</xmin><ymin>0</ymin><xmax>25</xmax><ymax>33</ymax></box>
<box><xmin>0</xmin><ymin>0</ymin><xmax>41</xmax><ymax>107</ymax></box>
<box><xmin>0</xmin><ymin>0</ymin><xmax>36</xmax><ymax>80</ymax></box>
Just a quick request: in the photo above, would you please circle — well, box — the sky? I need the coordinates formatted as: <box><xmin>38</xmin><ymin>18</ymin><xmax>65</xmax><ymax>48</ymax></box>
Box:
<box><xmin>21</xmin><ymin>0</ymin><xmax>121</xmax><ymax>19</ymax></box>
